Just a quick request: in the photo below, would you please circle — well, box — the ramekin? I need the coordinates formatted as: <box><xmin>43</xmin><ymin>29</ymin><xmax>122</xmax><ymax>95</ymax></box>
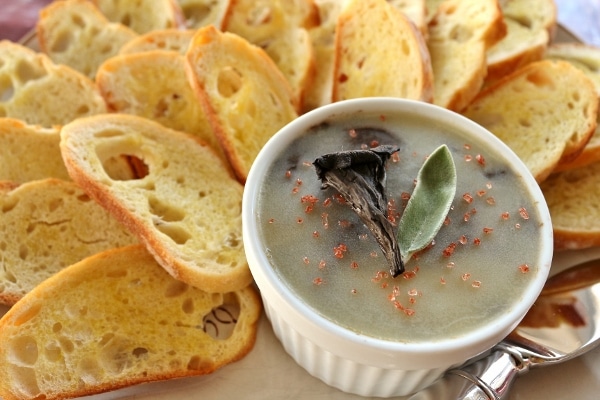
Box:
<box><xmin>242</xmin><ymin>98</ymin><xmax>553</xmax><ymax>397</ymax></box>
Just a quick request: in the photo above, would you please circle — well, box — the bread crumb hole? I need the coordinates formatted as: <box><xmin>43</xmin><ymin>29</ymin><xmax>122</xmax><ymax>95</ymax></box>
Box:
<box><xmin>164</xmin><ymin>280</ymin><xmax>188</xmax><ymax>297</ymax></box>
<box><xmin>44</xmin><ymin>341</ymin><xmax>62</xmax><ymax>362</ymax></box>
<box><xmin>202</xmin><ymin>295</ymin><xmax>239</xmax><ymax>340</ymax></box>
<box><xmin>132</xmin><ymin>347</ymin><xmax>148</xmax><ymax>358</ymax></box>
<box><xmin>15</xmin><ymin>59</ymin><xmax>47</xmax><ymax>83</ymax></box>
<box><xmin>77</xmin><ymin>357</ymin><xmax>103</xmax><ymax>384</ymax></box>
<box><xmin>148</xmin><ymin>195</ymin><xmax>185</xmax><ymax>222</ymax></box>
<box><xmin>247</xmin><ymin>6</ymin><xmax>272</xmax><ymax>26</ymax></box>
<box><xmin>18</xmin><ymin>244</ymin><xmax>28</xmax><ymax>260</ymax></box>
<box><xmin>155</xmin><ymin>223</ymin><xmax>191</xmax><ymax>245</ymax></box>
<box><xmin>8</xmin><ymin>366</ymin><xmax>40</xmax><ymax>398</ymax></box>
<box><xmin>58</xmin><ymin>336</ymin><xmax>75</xmax><ymax>353</ymax></box>
<box><xmin>0</xmin><ymin>74</ymin><xmax>15</xmax><ymax>102</ymax></box>
<box><xmin>8</xmin><ymin>336</ymin><xmax>38</xmax><ymax>365</ymax></box>
<box><xmin>217</xmin><ymin>66</ymin><xmax>243</xmax><ymax>97</ymax></box>
<box><xmin>182</xmin><ymin>298</ymin><xmax>194</xmax><ymax>314</ymax></box>
<box><xmin>450</xmin><ymin>25</ymin><xmax>473</xmax><ymax>42</ymax></box>
<box><xmin>187</xmin><ymin>355</ymin><xmax>209</xmax><ymax>371</ymax></box>
<box><xmin>182</xmin><ymin>4</ymin><xmax>211</xmax><ymax>26</ymax></box>
<box><xmin>526</xmin><ymin>70</ymin><xmax>554</xmax><ymax>88</ymax></box>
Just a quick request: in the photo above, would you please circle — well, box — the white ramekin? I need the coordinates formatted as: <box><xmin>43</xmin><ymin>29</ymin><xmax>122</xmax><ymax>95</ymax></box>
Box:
<box><xmin>242</xmin><ymin>98</ymin><xmax>553</xmax><ymax>397</ymax></box>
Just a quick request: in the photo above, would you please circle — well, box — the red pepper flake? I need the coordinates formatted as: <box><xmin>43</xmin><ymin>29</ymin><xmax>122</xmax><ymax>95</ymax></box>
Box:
<box><xmin>321</xmin><ymin>212</ymin><xmax>329</xmax><ymax>229</ymax></box>
<box><xmin>409</xmin><ymin>297</ymin><xmax>417</xmax><ymax>304</ymax></box>
<box><xmin>291</xmin><ymin>187</ymin><xmax>299</xmax><ymax>194</ymax></box>
<box><xmin>443</xmin><ymin>242</ymin><xmax>457</xmax><ymax>257</ymax></box>
<box><xmin>391</xmin><ymin>152</ymin><xmax>400</xmax><ymax>163</ymax></box>
<box><xmin>463</xmin><ymin>212</ymin><xmax>471</xmax><ymax>222</ymax></box>
<box><xmin>381</xmin><ymin>282</ymin><xmax>388</xmax><ymax>289</ymax></box>
<box><xmin>393</xmin><ymin>301</ymin><xmax>404</xmax><ymax>310</ymax></box>
<box><xmin>388</xmin><ymin>285</ymin><xmax>400</xmax><ymax>301</ymax></box>
<box><xmin>369</xmin><ymin>251</ymin><xmax>378</xmax><ymax>258</ymax></box>
<box><xmin>473</xmin><ymin>237</ymin><xmax>481</xmax><ymax>246</ymax></box>
<box><xmin>519</xmin><ymin>264</ymin><xmax>530</xmax><ymax>273</ymax></box>
<box><xmin>444</xmin><ymin>216</ymin><xmax>451</xmax><ymax>226</ymax></box>
<box><xmin>371</xmin><ymin>140</ymin><xmax>380</xmax><ymax>148</ymax></box>
<box><xmin>472</xmin><ymin>280</ymin><xmax>482</xmax><ymax>288</ymax></box>
<box><xmin>334</xmin><ymin>193</ymin><xmax>346</xmax><ymax>204</ymax></box>
<box><xmin>403</xmin><ymin>308</ymin><xmax>415</xmax><ymax>316</ymax></box>
<box><xmin>379</xmin><ymin>114</ymin><xmax>386</xmax><ymax>121</ymax></box>
<box><xmin>464</xmin><ymin>144</ymin><xmax>472</xmax><ymax>150</ymax></box>
<box><xmin>285</xmin><ymin>170</ymin><xmax>292</xmax><ymax>179</ymax></box>
<box><xmin>322</xmin><ymin>197</ymin><xmax>332</xmax><ymax>207</ymax></box>
<box><xmin>476</xmin><ymin>154</ymin><xmax>486</xmax><ymax>166</ymax></box>
<box><xmin>351</xmin><ymin>288</ymin><xmax>358</xmax><ymax>294</ymax></box>
<box><xmin>313</xmin><ymin>277</ymin><xmax>324</xmax><ymax>285</ymax></box>
<box><xmin>486</xmin><ymin>182</ymin><xmax>493</xmax><ymax>189</ymax></box>
<box><xmin>461</xmin><ymin>273</ymin><xmax>471</xmax><ymax>281</ymax></box>
<box><xmin>464</xmin><ymin>154</ymin><xmax>473</xmax><ymax>162</ymax></box>
<box><xmin>296</xmin><ymin>217</ymin><xmax>304</xmax><ymax>224</ymax></box>
<box><xmin>519</xmin><ymin>207</ymin><xmax>530</xmax><ymax>220</ymax></box>
<box><xmin>338</xmin><ymin>73</ymin><xmax>348</xmax><ymax>83</ymax></box>
<box><xmin>303</xmin><ymin>257</ymin><xmax>310</xmax><ymax>265</ymax></box>
<box><xmin>312</xmin><ymin>231</ymin><xmax>320</xmax><ymax>238</ymax></box>
<box><xmin>515</xmin><ymin>223</ymin><xmax>521</xmax><ymax>229</ymax></box>
<box><xmin>459</xmin><ymin>235</ymin><xmax>468</xmax><ymax>245</ymax></box>
<box><xmin>359</xmin><ymin>233</ymin><xmax>369</xmax><ymax>240</ymax></box>
<box><xmin>350</xmin><ymin>261</ymin><xmax>359</xmax><ymax>269</ymax></box>
<box><xmin>319</xmin><ymin>260</ymin><xmax>326</xmax><ymax>269</ymax></box>
<box><xmin>338</xmin><ymin>219</ymin><xmax>352</xmax><ymax>228</ymax></box>
<box><xmin>446</xmin><ymin>261</ymin><xmax>455</xmax><ymax>269</ymax></box>
<box><xmin>486</xmin><ymin>197</ymin><xmax>496</xmax><ymax>205</ymax></box>
<box><xmin>296</xmin><ymin>178</ymin><xmax>303</xmax><ymax>186</ymax></box>
<box><xmin>477</xmin><ymin>190</ymin><xmax>486</xmax><ymax>197</ymax></box>
<box><xmin>401</xmin><ymin>192</ymin><xmax>411</xmax><ymax>200</ymax></box>
<box><xmin>501</xmin><ymin>212</ymin><xmax>510</xmax><ymax>220</ymax></box>
<box><xmin>463</xmin><ymin>193</ymin><xmax>473</xmax><ymax>204</ymax></box>
<box><xmin>268</xmin><ymin>218</ymin><xmax>275</xmax><ymax>224</ymax></box>
<box><xmin>483</xmin><ymin>227</ymin><xmax>494</xmax><ymax>234</ymax></box>
<box><xmin>305</xmin><ymin>206</ymin><xmax>313</xmax><ymax>213</ymax></box>
<box><xmin>403</xmin><ymin>270</ymin><xmax>417</xmax><ymax>280</ymax></box>
<box><xmin>372</xmin><ymin>270</ymin><xmax>388</xmax><ymax>282</ymax></box>
<box><xmin>333</xmin><ymin>243</ymin><xmax>347</xmax><ymax>259</ymax></box>
<box><xmin>348</xmin><ymin>128</ymin><xmax>357</xmax><ymax>138</ymax></box>
<box><xmin>440</xmin><ymin>277</ymin><xmax>447</xmax><ymax>284</ymax></box>
<box><xmin>301</xmin><ymin>194</ymin><xmax>319</xmax><ymax>205</ymax></box>
<box><xmin>407</xmin><ymin>288</ymin><xmax>419</xmax><ymax>297</ymax></box>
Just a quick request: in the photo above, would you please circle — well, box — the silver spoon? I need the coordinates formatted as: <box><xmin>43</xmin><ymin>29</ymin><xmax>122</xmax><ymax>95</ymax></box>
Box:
<box><xmin>409</xmin><ymin>258</ymin><xmax>600</xmax><ymax>400</ymax></box>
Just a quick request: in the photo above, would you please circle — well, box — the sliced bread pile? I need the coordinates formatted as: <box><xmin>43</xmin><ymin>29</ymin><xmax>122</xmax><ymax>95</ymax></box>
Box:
<box><xmin>2</xmin><ymin>0</ymin><xmax>600</xmax><ymax>397</ymax></box>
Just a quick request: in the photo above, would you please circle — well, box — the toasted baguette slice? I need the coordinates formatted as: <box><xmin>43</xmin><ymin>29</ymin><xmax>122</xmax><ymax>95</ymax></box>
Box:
<box><xmin>177</xmin><ymin>0</ymin><xmax>232</xmax><ymax>29</ymax></box>
<box><xmin>304</xmin><ymin>0</ymin><xmax>342</xmax><ymax>112</ymax></box>
<box><xmin>0</xmin><ymin>178</ymin><xmax>138</xmax><ymax>305</ymax></box>
<box><xmin>485</xmin><ymin>0</ymin><xmax>556</xmax><ymax>83</ymax></box>
<box><xmin>0</xmin><ymin>119</ymin><xmax>70</xmax><ymax>182</ymax></box>
<box><xmin>427</xmin><ymin>0</ymin><xmax>506</xmax><ymax>111</ymax></box>
<box><xmin>224</xmin><ymin>0</ymin><xmax>319</xmax><ymax>110</ymax></box>
<box><xmin>36</xmin><ymin>0</ymin><xmax>138</xmax><ymax>79</ymax></box>
<box><xmin>92</xmin><ymin>0</ymin><xmax>186</xmax><ymax>34</ymax></box>
<box><xmin>541</xmin><ymin>161</ymin><xmax>600</xmax><ymax>250</ymax></box>
<box><xmin>333</xmin><ymin>0</ymin><xmax>434</xmax><ymax>103</ymax></box>
<box><xmin>60</xmin><ymin>114</ymin><xmax>252</xmax><ymax>293</ymax></box>
<box><xmin>119</xmin><ymin>28</ymin><xmax>195</xmax><ymax>55</ymax></box>
<box><xmin>185</xmin><ymin>26</ymin><xmax>298</xmax><ymax>183</ymax></box>
<box><xmin>0</xmin><ymin>245</ymin><xmax>261</xmax><ymax>400</ymax></box>
<box><xmin>547</xmin><ymin>43</ymin><xmax>600</xmax><ymax>172</ymax></box>
<box><xmin>462</xmin><ymin>60</ymin><xmax>599</xmax><ymax>183</ymax></box>
<box><xmin>95</xmin><ymin>51</ymin><xmax>223</xmax><ymax>160</ymax></box>
<box><xmin>0</xmin><ymin>41</ymin><xmax>107</xmax><ymax>127</ymax></box>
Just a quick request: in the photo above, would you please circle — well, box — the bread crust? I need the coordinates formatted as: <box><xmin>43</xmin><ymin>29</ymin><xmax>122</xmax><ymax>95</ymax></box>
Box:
<box><xmin>60</xmin><ymin>114</ymin><xmax>252</xmax><ymax>293</ymax></box>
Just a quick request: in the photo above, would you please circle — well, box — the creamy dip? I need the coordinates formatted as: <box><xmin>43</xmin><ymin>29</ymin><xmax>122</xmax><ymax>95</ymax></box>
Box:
<box><xmin>256</xmin><ymin>110</ymin><xmax>545</xmax><ymax>342</ymax></box>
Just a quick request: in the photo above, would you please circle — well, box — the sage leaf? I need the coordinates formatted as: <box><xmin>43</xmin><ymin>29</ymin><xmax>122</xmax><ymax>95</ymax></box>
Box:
<box><xmin>397</xmin><ymin>144</ymin><xmax>457</xmax><ymax>264</ymax></box>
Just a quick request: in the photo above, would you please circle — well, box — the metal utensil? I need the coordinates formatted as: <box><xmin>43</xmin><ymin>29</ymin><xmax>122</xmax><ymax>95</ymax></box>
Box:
<box><xmin>409</xmin><ymin>258</ymin><xmax>600</xmax><ymax>400</ymax></box>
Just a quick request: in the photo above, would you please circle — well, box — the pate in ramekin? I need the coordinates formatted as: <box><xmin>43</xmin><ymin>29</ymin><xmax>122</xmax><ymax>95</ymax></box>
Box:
<box><xmin>242</xmin><ymin>98</ymin><xmax>553</xmax><ymax>397</ymax></box>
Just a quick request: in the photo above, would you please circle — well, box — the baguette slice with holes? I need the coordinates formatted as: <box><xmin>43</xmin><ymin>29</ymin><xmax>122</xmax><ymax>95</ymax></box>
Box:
<box><xmin>333</xmin><ymin>0</ymin><xmax>434</xmax><ymax>103</ymax></box>
<box><xmin>185</xmin><ymin>25</ymin><xmax>298</xmax><ymax>183</ymax></box>
<box><xmin>462</xmin><ymin>60</ymin><xmax>598</xmax><ymax>183</ymax></box>
<box><xmin>60</xmin><ymin>113</ymin><xmax>252</xmax><ymax>293</ymax></box>
<box><xmin>427</xmin><ymin>0</ymin><xmax>506</xmax><ymax>111</ymax></box>
<box><xmin>36</xmin><ymin>0</ymin><xmax>138</xmax><ymax>79</ymax></box>
<box><xmin>95</xmin><ymin>50</ymin><xmax>224</xmax><ymax>161</ymax></box>
<box><xmin>0</xmin><ymin>244</ymin><xmax>261</xmax><ymax>400</ymax></box>
<box><xmin>546</xmin><ymin>43</ymin><xmax>600</xmax><ymax>172</ymax></box>
<box><xmin>541</xmin><ymin>161</ymin><xmax>600</xmax><ymax>250</ymax></box>
<box><xmin>0</xmin><ymin>178</ymin><xmax>138</xmax><ymax>305</ymax></box>
<box><xmin>92</xmin><ymin>0</ymin><xmax>186</xmax><ymax>34</ymax></box>
<box><xmin>0</xmin><ymin>41</ymin><xmax>107</xmax><ymax>127</ymax></box>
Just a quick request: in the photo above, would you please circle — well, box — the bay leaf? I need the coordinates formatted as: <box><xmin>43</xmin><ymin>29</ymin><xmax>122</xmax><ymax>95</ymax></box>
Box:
<box><xmin>397</xmin><ymin>144</ymin><xmax>456</xmax><ymax>264</ymax></box>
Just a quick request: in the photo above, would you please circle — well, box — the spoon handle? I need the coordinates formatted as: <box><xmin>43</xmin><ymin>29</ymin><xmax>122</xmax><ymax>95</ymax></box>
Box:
<box><xmin>408</xmin><ymin>350</ymin><xmax>521</xmax><ymax>400</ymax></box>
